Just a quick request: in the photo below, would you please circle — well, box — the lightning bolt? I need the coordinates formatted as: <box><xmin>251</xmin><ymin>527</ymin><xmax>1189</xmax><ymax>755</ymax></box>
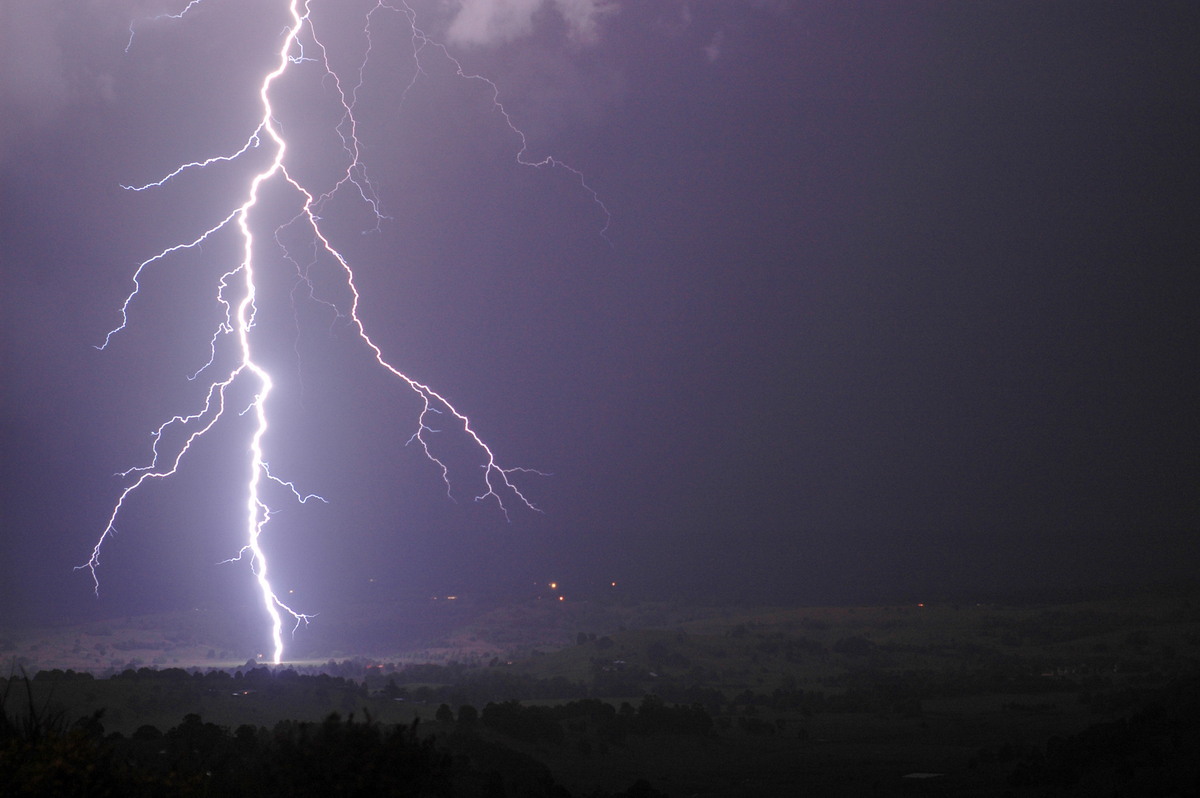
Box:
<box><xmin>80</xmin><ymin>0</ymin><xmax>606</xmax><ymax>664</ymax></box>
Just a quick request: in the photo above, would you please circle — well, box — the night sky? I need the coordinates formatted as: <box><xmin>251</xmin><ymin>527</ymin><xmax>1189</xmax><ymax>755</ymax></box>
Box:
<box><xmin>2</xmin><ymin>1</ymin><xmax>1197</xmax><ymax>635</ymax></box>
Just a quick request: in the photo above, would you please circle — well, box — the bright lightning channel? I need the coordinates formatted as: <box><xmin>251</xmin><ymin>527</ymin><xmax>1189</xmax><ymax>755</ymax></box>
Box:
<box><xmin>80</xmin><ymin>0</ymin><xmax>605</xmax><ymax>664</ymax></box>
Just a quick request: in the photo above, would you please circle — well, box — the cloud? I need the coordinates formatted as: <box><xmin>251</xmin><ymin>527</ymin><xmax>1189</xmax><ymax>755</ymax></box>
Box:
<box><xmin>0</xmin><ymin>0</ymin><xmax>139</xmax><ymax>162</ymax></box>
<box><xmin>654</xmin><ymin>0</ymin><xmax>794</xmax><ymax>62</ymax></box>
<box><xmin>446</xmin><ymin>0</ymin><xmax>616</xmax><ymax>46</ymax></box>
<box><xmin>703</xmin><ymin>30</ymin><xmax>724</xmax><ymax>62</ymax></box>
<box><xmin>0</xmin><ymin>2</ymin><xmax>70</xmax><ymax>158</ymax></box>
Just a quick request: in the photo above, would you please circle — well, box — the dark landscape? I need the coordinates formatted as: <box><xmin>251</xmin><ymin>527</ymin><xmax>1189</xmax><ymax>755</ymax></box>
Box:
<box><xmin>5</xmin><ymin>584</ymin><xmax>1199</xmax><ymax>796</ymax></box>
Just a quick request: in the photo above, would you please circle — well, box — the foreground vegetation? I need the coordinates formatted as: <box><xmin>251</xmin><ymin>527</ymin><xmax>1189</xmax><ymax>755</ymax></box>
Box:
<box><xmin>2</xmin><ymin>673</ymin><xmax>685</xmax><ymax>797</ymax></box>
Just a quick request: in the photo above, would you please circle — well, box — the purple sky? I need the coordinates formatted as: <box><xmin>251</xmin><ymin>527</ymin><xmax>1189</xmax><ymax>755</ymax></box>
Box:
<box><xmin>2</xmin><ymin>1</ymin><xmax>1198</xmax><ymax>635</ymax></box>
